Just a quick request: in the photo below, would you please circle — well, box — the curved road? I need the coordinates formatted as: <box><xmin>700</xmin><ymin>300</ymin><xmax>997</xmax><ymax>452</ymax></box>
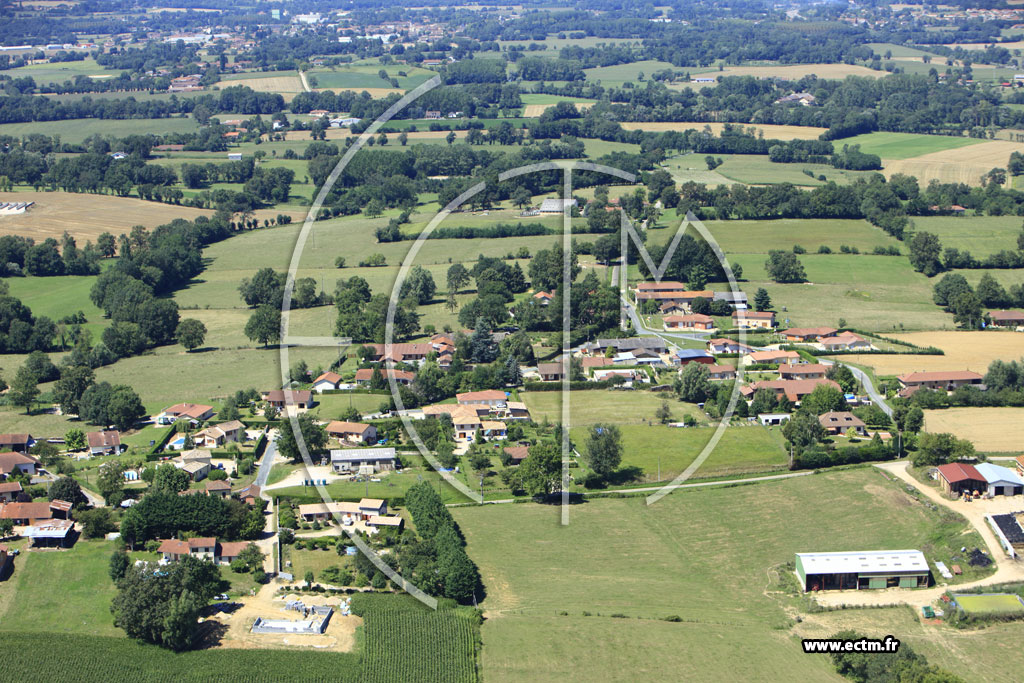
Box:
<box><xmin>819</xmin><ymin>358</ymin><xmax>892</xmax><ymax>417</ymax></box>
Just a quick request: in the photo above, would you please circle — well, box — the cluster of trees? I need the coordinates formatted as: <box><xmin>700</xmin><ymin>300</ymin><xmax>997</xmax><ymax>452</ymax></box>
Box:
<box><xmin>404</xmin><ymin>482</ymin><xmax>482</xmax><ymax>603</ymax></box>
<box><xmin>0</xmin><ymin>232</ymin><xmax>106</xmax><ymax>278</ymax></box>
<box><xmin>239</xmin><ymin>267</ymin><xmax>330</xmax><ymax>310</ymax></box>
<box><xmin>828</xmin><ymin>629</ymin><xmax>964</xmax><ymax>682</ymax></box>
<box><xmin>46</xmin><ymin>152</ymin><xmax>178</xmax><ymax>196</ymax></box>
<box><xmin>119</xmin><ymin>490</ymin><xmax>264</xmax><ymax>547</ymax></box>
<box><xmin>0</xmin><ymin>280</ymin><xmax>58</xmax><ymax>353</ymax></box>
<box><xmin>931</xmin><ymin>271</ymin><xmax>1024</xmax><ymax>328</ymax></box>
<box><xmin>335</xmin><ymin>275</ymin><xmax>420</xmax><ymax>344</ymax></box>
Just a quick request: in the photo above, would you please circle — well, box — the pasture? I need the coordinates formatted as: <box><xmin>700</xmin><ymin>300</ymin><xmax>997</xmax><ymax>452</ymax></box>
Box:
<box><xmin>221</xmin><ymin>74</ymin><xmax>305</xmax><ymax>93</ymax></box>
<box><xmin>0</xmin><ymin>117</ymin><xmax>198</xmax><ymax>143</ymax></box>
<box><xmin>1</xmin><ymin>58</ymin><xmax>116</xmax><ymax>84</ymax></box>
<box><xmin>308</xmin><ymin>64</ymin><xmax>434</xmax><ymax>91</ymax></box>
<box><xmin>5</xmin><ymin>274</ymin><xmax>108</xmax><ymax>337</ymax></box>
<box><xmin>840</xmin><ymin>331</ymin><xmax>1024</xmax><ymax>375</ymax></box>
<box><xmin>838</xmin><ymin>132</ymin><xmax>983</xmax><ymax>160</ymax></box>
<box><xmin>710</xmin><ymin>154</ymin><xmax>877</xmax><ymax>186</ymax></box>
<box><xmin>882</xmin><ymin>140</ymin><xmax>1024</xmax><ymax>186</ymax></box>
<box><xmin>582</xmin><ymin>60</ymin><xmax>677</xmax><ymax>87</ymax></box>
<box><xmin>923</xmin><ymin>408</ymin><xmax>1024</xmax><ymax>453</ymax></box>
<box><xmin>620</xmin><ymin>121</ymin><xmax>829</xmax><ymax>140</ymax></box>
<box><xmin>706</xmin><ymin>62</ymin><xmax>885</xmax><ymax>81</ymax></box>
<box><xmin>452</xmin><ymin>467</ymin><xmax>987</xmax><ymax>682</ymax></box>
<box><xmin>521</xmin><ymin>390</ymin><xmax>702</xmax><ymax>426</ymax></box>
<box><xmin>699</xmin><ymin>218</ymin><xmax>902</xmax><ymax>254</ymax></box>
<box><xmin>911</xmin><ymin>215</ymin><xmax>1023</xmax><ymax>256</ymax></box>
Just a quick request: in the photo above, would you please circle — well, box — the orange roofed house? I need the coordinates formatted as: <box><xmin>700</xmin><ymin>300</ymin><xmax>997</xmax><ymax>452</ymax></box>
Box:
<box><xmin>740</xmin><ymin>378</ymin><xmax>841</xmax><ymax>404</ymax></box>
<box><xmin>157</xmin><ymin>403</ymin><xmax>214</xmax><ymax>425</ymax></box>
<box><xmin>897</xmin><ymin>371</ymin><xmax>983</xmax><ymax>393</ymax></box>
<box><xmin>781</xmin><ymin>327</ymin><xmax>838</xmax><ymax>343</ymax></box>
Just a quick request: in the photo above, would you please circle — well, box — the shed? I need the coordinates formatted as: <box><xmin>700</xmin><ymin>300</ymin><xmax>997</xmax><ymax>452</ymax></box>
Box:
<box><xmin>795</xmin><ymin>549</ymin><xmax>929</xmax><ymax>591</ymax></box>
<box><xmin>936</xmin><ymin>463</ymin><xmax>987</xmax><ymax>496</ymax></box>
<box><xmin>974</xmin><ymin>463</ymin><xmax>1024</xmax><ymax>497</ymax></box>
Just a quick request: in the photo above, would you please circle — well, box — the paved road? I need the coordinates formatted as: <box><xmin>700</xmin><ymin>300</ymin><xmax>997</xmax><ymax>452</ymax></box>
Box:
<box><xmin>255</xmin><ymin>431</ymin><xmax>279</xmax><ymax>488</ymax></box>
<box><xmin>820</xmin><ymin>358</ymin><xmax>892</xmax><ymax>417</ymax></box>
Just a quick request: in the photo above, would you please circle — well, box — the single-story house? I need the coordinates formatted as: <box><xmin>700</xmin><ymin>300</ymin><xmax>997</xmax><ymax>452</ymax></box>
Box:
<box><xmin>897</xmin><ymin>371</ymin><xmax>984</xmax><ymax>392</ymax></box>
<box><xmin>503</xmin><ymin>401</ymin><xmax>531</xmax><ymax>421</ymax></box>
<box><xmin>176</xmin><ymin>459</ymin><xmax>211</xmax><ymax>482</ymax></box>
<box><xmin>758</xmin><ymin>413</ymin><xmax>791</xmax><ymax>426</ymax></box>
<box><xmin>818</xmin><ymin>411</ymin><xmax>866</xmax><ymax>436</ymax></box>
<box><xmin>192</xmin><ymin>420</ymin><xmax>245</xmax><ymax>448</ymax></box>
<box><xmin>330</xmin><ymin>448</ymin><xmax>397</xmax><ymax>474</ymax></box>
<box><xmin>503</xmin><ymin>446</ymin><xmax>529</xmax><ymax>464</ymax></box>
<box><xmin>664</xmin><ymin>313</ymin><xmax>714</xmax><ymax>331</ymax></box>
<box><xmin>635</xmin><ymin>281</ymin><xmax>687</xmax><ymax>294</ymax></box>
<box><xmin>740</xmin><ymin>378</ymin><xmax>841</xmax><ymax>404</ymax></box>
<box><xmin>714</xmin><ymin>291</ymin><xmax>748</xmax><ymax>310</ymax></box>
<box><xmin>0</xmin><ymin>434</ymin><xmax>35</xmax><ymax>454</ymax></box>
<box><xmin>298</xmin><ymin>501</ymin><xmax>361</xmax><ymax>523</ymax></box>
<box><xmin>25</xmin><ymin>518</ymin><xmax>76</xmax><ymax>549</ymax></box>
<box><xmin>974</xmin><ymin>462</ymin><xmax>1024</xmax><ymax>496</ymax></box>
<box><xmin>86</xmin><ymin>430</ymin><xmax>122</xmax><ymax>455</ymax></box>
<box><xmin>233</xmin><ymin>483</ymin><xmax>261</xmax><ymax>506</ymax></box>
<box><xmin>262</xmin><ymin>390</ymin><xmax>314</xmax><ymax>410</ymax></box>
<box><xmin>674</xmin><ymin>349</ymin><xmax>715</xmax><ymax>366</ymax></box>
<box><xmin>157</xmin><ymin>403</ymin><xmax>214</xmax><ymax>425</ymax></box>
<box><xmin>732</xmin><ymin>310</ymin><xmax>775</xmax><ymax>329</ymax></box>
<box><xmin>795</xmin><ymin>549</ymin><xmax>929</xmax><ymax>591</ymax></box>
<box><xmin>216</xmin><ymin>541</ymin><xmax>252</xmax><ymax>565</ymax></box>
<box><xmin>936</xmin><ymin>462</ymin><xmax>987</xmax><ymax>495</ymax></box>
<box><xmin>582</xmin><ymin>356</ymin><xmax>616</xmax><ymax>370</ymax></box>
<box><xmin>989</xmin><ymin>310</ymin><xmax>1024</xmax><ymax>328</ymax></box>
<box><xmin>537</xmin><ymin>363</ymin><xmax>566</xmax><ymax>382</ymax></box>
<box><xmin>819</xmin><ymin>332</ymin><xmax>872</xmax><ymax>352</ymax></box>
<box><xmin>706</xmin><ymin>364</ymin><xmax>737</xmax><ymax>381</ymax></box>
<box><xmin>538</xmin><ymin>198</ymin><xmax>577</xmax><ymax>213</ymax></box>
<box><xmin>365</xmin><ymin>342</ymin><xmax>432</xmax><ymax>365</ymax></box>
<box><xmin>312</xmin><ymin>371</ymin><xmax>343</xmax><ymax>393</ymax></box>
<box><xmin>533</xmin><ymin>291</ymin><xmax>553</xmax><ymax>306</ymax></box>
<box><xmin>614</xmin><ymin>350</ymin><xmax>662</xmax><ymax>365</ymax></box>
<box><xmin>367</xmin><ymin>515</ymin><xmax>404</xmax><ymax>531</ymax></box>
<box><xmin>456</xmin><ymin>390</ymin><xmax>507</xmax><ymax>407</ymax></box>
<box><xmin>354</xmin><ymin>368</ymin><xmax>415</xmax><ymax>386</ymax></box>
<box><xmin>359</xmin><ymin>498</ymin><xmax>387</xmax><ymax>519</ymax></box>
<box><xmin>593</xmin><ymin>368</ymin><xmax>641</xmax><ymax>383</ymax></box>
<box><xmin>0</xmin><ymin>481</ymin><xmax>22</xmax><ymax>503</ymax></box>
<box><xmin>205</xmin><ymin>480</ymin><xmax>232</xmax><ymax>498</ymax></box>
<box><xmin>779</xmin><ymin>364</ymin><xmax>828</xmax><ymax>380</ymax></box>
<box><xmin>327</xmin><ymin>421</ymin><xmax>378</xmax><ymax>444</ymax></box>
<box><xmin>0</xmin><ymin>500</ymin><xmax>72</xmax><ymax>525</ymax></box>
<box><xmin>0</xmin><ymin>452</ymin><xmax>40</xmax><ymax>478</ymax></box>
<box><xmin>659</xmin><ymin>301</ymin><xmax>686</xmax><ymax>315</ymax></box>
<box><xmin>781</xmin><ymin>327</ymin><xmax>838</xmax><ymax>343</ymax></box>
<box><xmin>743</xmin><ymin>350</ymin><xmax>802</xmax><ymax>366</ymax></box>
<box><xmin>707</xmin><ymin>338</ymin><xmax>755</xmax><ymax>355</ymax></box>
<box><xmin>580</xmin><ymin>338</ymin><xmax>668</xmax><ymax>356</ymax></box>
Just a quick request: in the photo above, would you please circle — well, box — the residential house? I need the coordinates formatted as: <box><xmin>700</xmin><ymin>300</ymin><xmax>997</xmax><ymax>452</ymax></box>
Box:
<box><xmin>456</xmin><ymin>390</ymin><xmax>507</xmax><ymax>408</ymax></box>
<box><xmin>205</xmin><ymin>480</ymin><xmax>232</xmax><ymax>498</ymax></box>
<box><xmin>819</xmin><ymin>332</ymin><xmax>872</xmax><ymax>352</ymax></box>
<box><xmin>740</xmin><ymin>378</ymin><xmax>841</xmax><ymax>404</ymax></box>
<box><xmin>25</xmin><ymin>519</ymin><xmax>76</xmax><ymax>548</ymax></box>
<box><xmin>86</xmin><ymin>430</ymin><xmax>122</xmax><ymax>455</ymax></box>
<box><xmin>157</xmin><ymin>537</ymin><xmax>218</xmax><ymax>563</ymax></box>
<box><xmin>615</xmin><ymin>349</ymin><xmax>662</xmax><ymax>365</ymax></box>
<box><xmin>664</xmin><ymin>314</ymin><xmax>714</xmax><ymax>331</ymax></box>
<box><xmin>733</xmin><ymin>310</ymin><xmax>775</xmax><ymax>329</ymax></box>
<box><xmin>707</xmin><ymin>364</ymin><xmax>737</xmax><ymax>381</ymax></box>
<box><xmin>674</xmin><ymin>349</ymin><xmax>715</xmax><ymax>365</ymax></box>
<box><xmin>659</xmin><ymin>301</ymin><xmax>686</xmax><ymax>315</ymax></box>
<box><xmin>758</xmin><ymin>413</ymin><xmax>791</xmax><ymax>426</ymax></box>
<box><xmin>0</xmin><ymin>452</ymin><xmax>40</xmax><ymax>478</ymax></box>
<box><xmin>424</xmin><ymin>110</ymin><xmax>442</xmax><ymax>119</ymax></box>
<box><xmin>532</xmin><ymin>291</ymin><xmax>553</xmax><ymax>306</ymax></box>
<box><xmin>327</xmin><ymin>421</ymin><xmax>378</xmax><ymax>444</ymax></box>
<box><xmin>312</xmin><ymin>371</ymin><xmax>343</xmax><ymax>393</ymax></box>
<box><xmin>974</xmin><ymin>463</ymin><xmax>1024</xmax><ymax>496</ymax></box>
<box><xmin>714</xmin><ymin>291</ymin><xmax>748</xmax><ymax>310</ymax></box>
<box><xmin>262</xmin><ymin>390</ymin><xmax>314</xmax><ymax>411</ymax></box>
<box><xmin>0</xmin><ymin>500</ymin><xmax>71</xmax><ymax>525</ymax></box>
<box><xmin>298</xmin><ymin>500</ymin><xmax>362</xmax><ymax>523</ymax></box>
<box><xmin>216</xmin><ymin>541</ymin><xmax>251</xmax><ymax>566</ymax></box>
<box><xmin>366</xmin><ymin>343</ymin><xmax>432</xmax><ymax>365</ymax></box>
<box><xmin>581</xmin><ymin>338</ymin><xmax>668</xmax><ymax>356</ymax></box>
<box><xmin>0</xmin><ymin>481</ymin><xmax>22</xmax><ymax>503</ymax></box>
<box><xmin>452</xmin><ymin>408</ymin><xmax>482</xmax><ymax>441</ymax></box>
<box><xmin>233</xmin><ymin>483</ymin><xmax>261</xmax><ymax>506</ymax></box>
<box><xmin>0</xmin><ymin>434</ymin><xmax>34</xmax><ymax>454</ymax></box>
<box><xmin>707</xmin><ymin>338</ymin><xmax>755</xmax><ymax>355</ymax></box>
<box><xmin>354</xmin><ymin>368</ymin><xmax>414</xmax><ymax>386</ymax></box>
<box><xmin>936</xmin><ymin>463</ymin><xmax>987</xmax><ymax>496</ymax></box>
<box><xmin>988</xmin><ymin>310</ymin><xmax>1024</xmax><ymax>328</ymax></box>
<box><xmin>582</xmin><ymin>356</ymin><xmax>615</xmax><ymax>371</ymax></box>
<box><xmin>635</xmin><ymin>281</ymin><xmax>687</xmax><ymax>294</ymax></box>
<box><xmin>503</xmin><ymin>401</ymin><xmax>531</xmax><ymax>421</ymax></box>
<box><xmin>593</xmin><ymin>368</ymin><xmax>641</xmax><ymax>383</ymax></box>
<box><xmin>330</xmin><ymin>448</ymin><xmax>397</xmax><ymax>474</ymax></box>
<box><xmin>897</xmin><ymin>371</ymin><xmax>984</xmax><ymax>392</ymax></box>
<box><xmin>537</xmin><ymin>363</ymin><xmax>566</xmax><ymax>382</ymax></box>
<box><xmin>779</xmin><ymin>364</ymin><xmax>828</xmax><ymax>380</ymax></box>
<box><xmin>818</xmin><ymin>411</ymin><xmax>867</xmax><ymax>436</ymax></box>
<box><xmin>635</xmin><ymin>288</ymin><xmax>714</xmax><ymax>309</ymax></box>
<box><xmin>157</xmin><ymin>403</ymin><xmax>214</xmax><ymax>425</ymax></box>
<box><xmin>367</xmin><ymin>515</ymin><xmax>404</xmax><ymax>531</ymax></box>
<box><xmin>743</xmin><ymin>350</ymin><xmax>802</xmax><ymax>366</ymax></box>
<box><xmin>193</xmin><ymin>420</ymin><xmax>245</xmax><ymax>448</ymax></box>
<box><xmin>359</xmin><ymin>498</ymin><xmax>388</xmax><ymax>519</ymax></box>
<box><xmin>781</xmin><ymin>327</ymin><xmax>838</xmax><ymax>342</ymax></box>
<box><xmin>178</xmin><ymin>460</ymin><xmax>210</xmax><ymax>482</ymax></box>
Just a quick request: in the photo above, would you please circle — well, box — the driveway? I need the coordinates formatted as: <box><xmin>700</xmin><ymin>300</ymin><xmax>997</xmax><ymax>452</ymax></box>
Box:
<box><xmin>811</xmin><ymin>461</ymin><xmax>1024</xmax><ymax>609</ymax></box>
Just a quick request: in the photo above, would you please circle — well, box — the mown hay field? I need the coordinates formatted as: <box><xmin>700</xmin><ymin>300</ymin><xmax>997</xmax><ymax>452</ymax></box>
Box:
<box><xmin>521</xmin><ymin>101</ymin><xmax>595</xmax><ymax>117</ymax></box>
<box><xmin>923</xmin><ymin>407</ymin><xmax>1024</xmax><ymax>452</ymax></box>
<box><xmin>223</xmin><ymin>75</ymin><xmax>305</xmax><ymax>93</ymax></box>
<box><xmin>839</xmin><ymin>131</ymin><xmax>984</xmax><ymax>160</ymax></box>
<box><xmin>882</xmin><ymin>140</ymin><xmax>1024</xmax><ymax>186</ymax></box>
<box><xmin>619</xmin><ymin>121</ymin><xmax>828</xmax><ymax>140</ymax></box>
<box><xmin>837</xmin><ymin>331</ymin><xmax>1024</xmax><ymax>375</ymax></box>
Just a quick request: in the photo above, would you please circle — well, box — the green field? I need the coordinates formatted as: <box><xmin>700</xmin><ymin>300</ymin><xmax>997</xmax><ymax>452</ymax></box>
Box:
<box><xmin>519</xmin><ymin>93</ymin><xmax>596</xmax><ymax>105</ymax></box>
<box><xmin>699</xmin><ymin>218</ymin><xmax>902</xmax><ymax>254</ymax></box>
<box><xmin>308</xmin><ymin>64</ymin><xmax>434</xmax><ymax>90</ymax></box>
<box><xmin>0</xmin><ymin>117</ymin><xmax>199</xmax><ymax>144</ymax></box>
<box><xmin>521</xmin><ymin>390</ymin><xmax>702</xmax><ymax>426</ymax></box>
<box><xmin>582</xmin><ymin>60</ymin><xmax>677</xmax><ymax>86</ymax></box>
<box><xmin>5</xmin><ymin>273</ymin><xmax>110</xmax><ymax>339</ymax></box>
<box><xmin>838</xmin><ymin>132</ymin><xmax>983</xmax><ymax>160</ymax></box>
<box><xmin>954</xmin><ymin>593</ymin><xmax>1024</xmax><ymax>615</ymax></box>
<box><xmin>711</xmin><ymin>154</ymin><xmax>877</xmax><ymax>186</ymax></box>
<box><xmin>453</xmin><ymin>467</ymin><xmax>989</xmax><ymax>682</ymax></box>
<box><xmin>912</xmin><ymin>215</ymin><xmax>1024</xmax><ymax>256</ymax></box>
<box><xmin>2</xmin><ymin>58</ymin><xmax>118</xmax><ymax>84</ymax></box>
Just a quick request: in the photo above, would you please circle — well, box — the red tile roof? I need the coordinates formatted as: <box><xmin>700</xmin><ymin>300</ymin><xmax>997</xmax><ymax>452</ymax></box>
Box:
<box><xmin>936</xmin><ymin>462</ymin><xmax>984</xmax><ymax>484</ymax></box>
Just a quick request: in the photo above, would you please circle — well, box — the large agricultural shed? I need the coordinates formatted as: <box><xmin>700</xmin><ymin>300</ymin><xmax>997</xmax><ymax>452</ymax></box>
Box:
<box><xmin>795</xmin><ymin>549</ymin><xmax>930</xmax><ymax>591</ymax></box>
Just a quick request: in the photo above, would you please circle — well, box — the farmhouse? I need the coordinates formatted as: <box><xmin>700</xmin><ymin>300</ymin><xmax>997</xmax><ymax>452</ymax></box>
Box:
<box><xmin>354</xmin><ymin>368</ymin><xmax>415</xmax><ymax>386</ymax></box>
<box><xmin>988</xmin><ymin>310</ymin><xmax>1024</xmax><ymax>328</ymax></box>
<box><xmin>974</xmin><ymin>463</ymin><xmax>1024</xmax><ymax>497</ymax></box>
<box><xmin>795</xmin><ymin>550</ymin><xmax>930</xmax><ymax>591</ymax></box>
<box><xmin>635</xmin><ymin>281</ymin><xmax>687</xmax><ymax>293</ymax></box>
<box><xmin>743</xmin><ymin>350</ymin><xmax>801</xmax><ymax>366</ymax></box>
<box><xmin>0</xmin><ymin>481</ymin><xmax>22</xmax><ymax>503</ymax></box>
<box><xmin>664</xmin><ymin>313</ymin><xmax>714</xmax><ymax>331</ymax></box>
<box><xmin>740</xmin><ymin>378</ymin><xmax>841</xmax><ymax>404</ymax></box>
<box><xmin>86</xmin><ymin>430</ymin><xmax>122</xmax><ymax>455</ymax></box>
<box><xmin>732</xmin><ymin>310</ymin><xmax>775</xmax><ymax>329</ymax></box>
<box><xmin>0</xmin><ymin>434</ymin><xmax>35</xmax><ymax>454</ymax></box>
<box><xmin>262</xmin><ymin>390</ymin><xmax>314</xmax><ymax>410</ymax></box>
<box><xmin>192</xmin><ymin>420</ymin><xmax>245</xmax><ymax>448</ymax></box>
<box><xmin>537</xmin><ymin>362</ymin><xmax>566</xmax><ymax>382</ymax></box>
<box><xmin>157</xmin><ymin>403</ymin><xmax>214</xmax><ymax>425</ymax></box>
<box><xmin>0</xmin><ymin>452</ymin><xmax>40</xmax><ymax>477</ymax></box>
<box><xmin>456</xmin><ymin>390</ymin><xmax>507</xmax><ymax>407</ymax></box>
<box><xmin>818</xmin><ymin>411</ymin><xmax>866</xmax><ymax>436</ymax></box>
<box><xmin>936</xmin><ymin>462</ymin><xmax>987</xmax><ymax>496</ymax></box>
<box><xmin>781</xmin><ymin>327</ymin><xmax>837</xmax><ymax>342</ymax></box>
<box><xmin>778</xmin><ymin>363</ymin><xmax>827</xmax><ymax>380</ymax></box>
<box><xmin>326</xmin><ymin>421</ymin><xmax>378</xmax><ymax>444</ymax></box>
<box><xmin>312</xmin><ymin>371</ymin><xmax>343</xmax><ymax>392</ymax></box>
<box><xmin>674</xmin><ymin>349</ymin><xmax>715</xmax><ymax>365</ymax></box>
<box><xmin>897</xmin><ymin>371</ymin><xmax>984</xmax><ymax>392</ymax></box>
<box><xmin>330</xmin><ymin>447</ymin><xmax>397</xmax><ymax>474</ymax></box>
<box><xmin>366</xmin><ymin>342</ymin><xmax>432</xmax><ymax>365</ymax></box>
<box><xmin>708</xmin><ymin>338</ymin><xmax>755</xmax><ymax>355</ymax></box>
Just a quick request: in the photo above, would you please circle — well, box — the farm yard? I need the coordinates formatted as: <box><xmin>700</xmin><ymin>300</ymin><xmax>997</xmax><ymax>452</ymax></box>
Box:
<box><xmin>922</xmin><ymin>408</ymin><xmax>1024</xmax><ymax>453</ymax></box>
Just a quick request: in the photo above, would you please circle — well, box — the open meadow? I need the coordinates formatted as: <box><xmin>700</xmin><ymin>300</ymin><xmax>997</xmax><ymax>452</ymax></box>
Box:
<box><xmin>620</xmin><ymin>121</ymin><xmax>829</xmax><ymax>140</ymax></box>
<box><xmin>911</xmin><ymin>215</ymin><xmax>1024</xmax><ymax>256</ymax></box>
<box><xmin>922</xmin><ymin>407</ymin><xmax>1024</xmax><ymax>452</ymax></box>
<box><xmin>882</xmin><ymin>140</ymin><xmax>1024</xmax><ymax>186</ymax></box>
<box><xmin>0</xmin><ymin>117</ymin><xmax>199</xmax><ymax>144</ymax></box>
<box><xmin>452</xmin><ymin>467</ymin><xmax>990</xmax><ymax>682</ymax></box>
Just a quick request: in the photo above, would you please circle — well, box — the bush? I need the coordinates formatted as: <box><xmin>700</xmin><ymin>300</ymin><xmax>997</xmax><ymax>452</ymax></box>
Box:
<box><xmin>207</xmin><ymin>469</ymin><xmax>227</xmax><ymax>481</ymax></box>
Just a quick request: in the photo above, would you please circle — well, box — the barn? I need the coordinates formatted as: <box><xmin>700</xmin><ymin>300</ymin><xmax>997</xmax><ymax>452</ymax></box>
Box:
<box><xmin>936</xmin><ymin>463</ymin><xmax>987</xmax><ymax>496</ymax></box>
<box><xmin>795</xmin><ymin>549</ymin><xmax>930</xmax><ymax>591</ymax></box>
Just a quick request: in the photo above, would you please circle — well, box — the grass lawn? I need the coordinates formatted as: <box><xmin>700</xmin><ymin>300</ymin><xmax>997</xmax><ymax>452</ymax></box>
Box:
<box><xmin>283</xmin><ymin>545</ymin><xmax>352</xmax><ymax>580</ymax></box>
<box><xmin>521</xmin><ymin>390</ymin><xmax>703</xmax><ymax>426</ymax></box>
<box><xmin>582</xmin><ymin>60</ymin><xmax>677</xmax><ymax>87</ymax></box>
<box><xmin>452</xmin><ymin>467</ymin><xmax>989</xmax><ymax>682</ymax></box>
<box><xmin>838</xmin><ymin>132</ymin><xmax>983</xmax><ymax>160</ymax></box>
<box><xmin>0</xmin><ymin>539</ymin><xmax>121</xmax><ymax>636</ymax></box>
<box><xmin>274</xmin><ymin>465</ymin><xmax>477</xmax><ymax>504</ymax></box>
<box><xmin>312</xmin><ymin>392</ymin><xmax>392</xmax><ymax>419</ymax></box>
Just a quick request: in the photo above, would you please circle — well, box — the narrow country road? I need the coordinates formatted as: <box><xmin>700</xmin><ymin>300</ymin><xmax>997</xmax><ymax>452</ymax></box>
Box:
<box><xmin>812</xmin><ymin>461</ymin><xmax>1024</xmax><ymax>609</ymax></box>
<box><xmin>820</xmin><ymin>358</ymin><xmax>892</xmax><ymax>417</ymax></box>
<box><xmin>298</xmin><ymin>70</ymin><xmax>312</xmax><ymax>92</ymax></box>
<box><xmin>255</xmin><ymin>430</ymin><xmax>278</xmax><ymax>489</ymax></box>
